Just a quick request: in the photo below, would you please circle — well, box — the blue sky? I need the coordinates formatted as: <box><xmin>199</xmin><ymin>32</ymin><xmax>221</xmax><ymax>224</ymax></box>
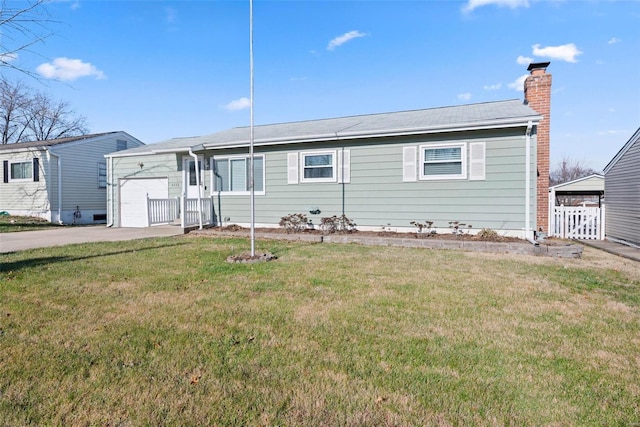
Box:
<box><xmin>4</xmin><ymin>0</ymin><xmax>639</xmax><ymax>171</ymax></box>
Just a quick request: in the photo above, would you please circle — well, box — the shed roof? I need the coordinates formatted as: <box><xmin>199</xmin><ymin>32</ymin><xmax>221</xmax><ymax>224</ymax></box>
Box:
<box><xmin>550</xmin><ymin>174</ymin><xmax>604</xmax><ymax>194</ymax></box>
<box><xmin>110</xmin><ymin>99</ymin><xmax>541</xmax><ymax>157</ymax></box>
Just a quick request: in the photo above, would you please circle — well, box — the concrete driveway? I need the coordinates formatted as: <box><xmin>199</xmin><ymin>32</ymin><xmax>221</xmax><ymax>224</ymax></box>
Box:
<box><xmin>0</xmin><ymin>225</ymin><xmax>185</xmax><ymax>253</ymax></box>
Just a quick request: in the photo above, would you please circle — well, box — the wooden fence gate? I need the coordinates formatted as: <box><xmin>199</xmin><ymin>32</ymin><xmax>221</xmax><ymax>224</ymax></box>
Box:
<box><xmin>551</xmin><ymin>205</ymin><xmax>605</xmax><ymax>240</ymax></box>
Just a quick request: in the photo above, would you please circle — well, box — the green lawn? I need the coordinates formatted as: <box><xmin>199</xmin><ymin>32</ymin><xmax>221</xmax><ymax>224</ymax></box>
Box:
<box><xmin>1</xmin><ymin>235</ymin><xmax>639</xmax><ymax>426</ymax></box>
<box><xmin>0</xmin><ymin>215</ymin><xmax>62</xmax><ymax>233</ymax></box>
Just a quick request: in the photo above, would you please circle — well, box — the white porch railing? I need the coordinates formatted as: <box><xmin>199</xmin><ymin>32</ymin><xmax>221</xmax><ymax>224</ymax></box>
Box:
<box><xmin>146</xmin><ymin>195</ymin><xmax>213</xmax><ymax>228</ymax></box>
<box><xmin>181</xmin><ymin>197</ymin><xmax>213</xmax><ymax>228</ymax></box>
<box><xmin>552</xmin><ymin>205</ymin><xmax>605</xmax><ymax>240</ymax></box>
<box><xmin>147</xmin><ymin>197</ymin><xmax>180</xmax><ymax>226</ymax></box>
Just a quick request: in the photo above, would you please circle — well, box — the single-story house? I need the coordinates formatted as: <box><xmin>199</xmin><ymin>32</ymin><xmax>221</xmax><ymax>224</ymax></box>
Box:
<box><xmin>0</xmin><ymin>131</ymin><xmax>144</xmax><ymax>224</ymax></box>
<box><xmin>106</xmin><ymin>63</ymin><xmax>552</xmax><ymax>239</ymax></box>
<box><xmin>603</xmin><ymin>127</ymin><xmax>640</xmax><ymax>247</ymax></box>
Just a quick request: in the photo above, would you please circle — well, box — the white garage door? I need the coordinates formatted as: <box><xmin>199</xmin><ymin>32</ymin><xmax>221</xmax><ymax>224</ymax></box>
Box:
<box><xmin>119</xmin><ymin>178</ymin><xmax>168</xmax><ymax>227</ymax></box>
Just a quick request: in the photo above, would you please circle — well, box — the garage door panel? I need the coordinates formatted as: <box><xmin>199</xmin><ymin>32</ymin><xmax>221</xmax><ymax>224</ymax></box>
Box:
<box><xmin>119</xmin><ymin>178</ymin><xmax>168</xmax><ymax>227</ymax></box>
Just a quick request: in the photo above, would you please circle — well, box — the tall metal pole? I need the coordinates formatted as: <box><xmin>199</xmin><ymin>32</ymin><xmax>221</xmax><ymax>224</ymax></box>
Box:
<box><xmin>249</xmin><ymin>0</ymin><xmax>256</xmax><ymax>256</ymax></box>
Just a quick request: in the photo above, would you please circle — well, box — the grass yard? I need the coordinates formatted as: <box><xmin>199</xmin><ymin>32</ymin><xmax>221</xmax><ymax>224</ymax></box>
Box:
<box><xmin>1</xmin><ymin>235</ymin><xmax>639</xmax><ymax>426</ymax></box>
<box><xmin>0</xmin><ymin>216</ymin><xmax>62</xmax><ymax>233</ymax></box>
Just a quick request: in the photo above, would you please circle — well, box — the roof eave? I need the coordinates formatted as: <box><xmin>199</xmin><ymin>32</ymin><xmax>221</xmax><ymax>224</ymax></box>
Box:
<box><xmin>197</xmin><ymin>116</ymin><xmax>541</xmax><ymax>150</ymax></box>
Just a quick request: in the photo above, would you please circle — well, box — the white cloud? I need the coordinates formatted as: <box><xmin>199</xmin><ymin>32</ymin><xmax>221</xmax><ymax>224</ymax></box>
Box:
<box><xmin>484</xmin><ymin>83</ymin><xmax>502</xmax><ymax>91</ymax></box>
<box><xmin>462</xmin><ymin>0</ymin><xmax>529</xmax><ymax>13</ymax></box>
<box><xmin>223</xmin><ymin>97</ymin><xmax>250</xmax><ymax>111</ymax></box>
<box><xmin>36</xmin><ymin>57</ymin><xmax>105</xmax><ymax>81</ymax></box>
<box><xmin>327</xmin><ymin>30</ymin><xmax>368</xmax><ymax>51</ymax></box>
<box><xmin>457</xmin><ymin>93</ymin><xmax>472</xmax><ymax>101</ymax></box>
<box><xmin>508</xmin><ymin>74</ymin><xmax>528</xmax><ymax>91</ymax></box>
<box><xmin>516</xmin><ymin>55</ymin><xmax>533</xmax><ymax>65</ymax></box>
<box><xmin>532</xmin><ymin>43</ymin><xmax>582</xmax><ymax>63</ymax></box>
<box><xmin>608</xmin><ymin>37</ymin><xmax>621</xmax><ymax>45</ymax></box>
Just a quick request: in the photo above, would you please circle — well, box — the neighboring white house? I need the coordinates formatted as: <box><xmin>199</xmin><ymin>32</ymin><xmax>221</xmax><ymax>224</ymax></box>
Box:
<box><xmin>0</xmin><ymin>132</ymin><xmax>144</xmax><ymax>224</ymax></box>
<box><xmin>603</xmin><ymin>127</ymin><xmax>640</xmax><ymax>247</ymax></box>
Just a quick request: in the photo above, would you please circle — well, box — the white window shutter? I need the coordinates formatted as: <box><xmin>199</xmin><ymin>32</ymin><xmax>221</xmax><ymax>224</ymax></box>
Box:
<box><xmin>469</xmin><ymin>142</ymin><xmax>486</xmax><ymax>181</ymax></box>
<box><xmin>402</xmin><ymin>146</ymin><xmax>417</xmax><ymax>182</ymax></box>
<box><xmin>338</xmin><ymin>149</ymin><xmax>351</xmax><ymax>184</ymax></box>
<box><xmin>287</xmin><ymin>153</ymin><xmax>299</xmax><ymax>184</ymax></box>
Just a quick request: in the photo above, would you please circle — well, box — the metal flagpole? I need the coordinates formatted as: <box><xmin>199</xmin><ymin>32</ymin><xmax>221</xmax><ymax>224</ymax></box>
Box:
<box><xmin>249</xmin><ymin>0</ymin><xmax>255</xmax><ymax>256</ymax></box>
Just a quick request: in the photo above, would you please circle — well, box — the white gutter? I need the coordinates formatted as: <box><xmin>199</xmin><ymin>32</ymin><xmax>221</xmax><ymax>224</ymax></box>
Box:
<box><xmin>524</xmin><ymin>121</ymin><xmax>538</xmax><ymax>245</ymax></box>
<box><xmin>47</xmin><ymin>149</ymin><xmax>63</xmax><ymax>224</ymax></box>
<box><xmin>188</xmin><ymin>147</ymin><xmax>204</xmax><ymax>230</ymax></box>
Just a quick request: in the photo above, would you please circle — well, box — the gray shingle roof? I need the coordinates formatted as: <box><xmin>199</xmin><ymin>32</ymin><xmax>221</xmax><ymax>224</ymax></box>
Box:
<box><xmin>0</xmin><ymin>132</ymin><xmax>120</xmax><ymax>151</ymax></box>
<box><xmin>111</xmin><ymin>99</ymin><xmax>541</xmax><ymax>156</ymax></box>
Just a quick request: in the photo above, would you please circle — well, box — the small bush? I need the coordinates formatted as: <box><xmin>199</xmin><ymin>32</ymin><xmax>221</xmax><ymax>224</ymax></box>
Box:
<box><xmin>320</xmin><ymin>215</ymin><xmax>357</xmax><ymax>234</ymax></box>
<box><xmin>279</xmin><ymin>213</ymin><xmax>309</xmax><ymax>233</ymax></box>
<box><xmin>410</xmin><ymin>220</ymin><xmax>435</xmax><ymax>234</ymax></box>
<box><xmin>473</xmin><ymin>228</ymin><xmax>502</xmax><ymax>241</ymax></box>
<box><xmin>449</xmin><ymin>221</ymin><xmax>472</xmax><ymax>236</ymax></box>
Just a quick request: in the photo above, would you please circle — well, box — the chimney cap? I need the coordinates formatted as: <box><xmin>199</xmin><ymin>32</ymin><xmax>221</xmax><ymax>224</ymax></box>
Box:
<box><xmin>527</xmin><ymin>62</ymin><xmax>550</xmax><ymax>72</ymax></box>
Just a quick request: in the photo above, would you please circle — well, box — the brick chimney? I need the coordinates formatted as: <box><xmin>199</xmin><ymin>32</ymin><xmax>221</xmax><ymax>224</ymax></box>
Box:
<box><xmin>524</xmin><ymin>62</ymin><xmax>551</xmax><ymax>232</ymax></box>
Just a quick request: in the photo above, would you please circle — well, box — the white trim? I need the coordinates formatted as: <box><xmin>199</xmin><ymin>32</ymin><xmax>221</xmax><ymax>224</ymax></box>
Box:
<box><xmin>211</xmin><ymin>154</ymin><xmax>266</xmax><ymax>195</ymax></box>
<box><xmin>300</xmin><ymin>150</ymin><xmax>336</xmax><ymax>183</ymax></box>
<box><xmin>418</xmin><ymin>143</ymin><xmax>467</xmax><ymax>180</ymax></box>
<box><xmin>7</xmin><ymin>159</ymin><xmax>33</xmax><ymax>182</ymax></box>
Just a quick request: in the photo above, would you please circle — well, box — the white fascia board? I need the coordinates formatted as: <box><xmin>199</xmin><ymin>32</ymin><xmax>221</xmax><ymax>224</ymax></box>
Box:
<box><xmin>105</xmin><ymin>147</ymin><xmax>190</xmax><ymax>158</ymax></box>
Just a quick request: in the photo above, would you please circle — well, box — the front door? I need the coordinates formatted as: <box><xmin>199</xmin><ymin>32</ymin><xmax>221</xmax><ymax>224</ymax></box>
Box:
<box><xmin>183</xmin><ymin>157</ymin><xmax>204</xmax><ymax>198</ymax></box>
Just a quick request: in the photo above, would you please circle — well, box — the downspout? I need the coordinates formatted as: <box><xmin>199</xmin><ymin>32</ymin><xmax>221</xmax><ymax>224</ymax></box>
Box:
<box><xmin>189</xmin><ymin>147</ymin><xmax>203</xmax><ymax>230</ymax></box>
<box><xmin>48</xmin><ymin>149</ymin><xmax>63</xmax><ymax>225</ymax></box>
<box><xmin>107</xmin><ymin>156</ymin><xmax>114</xmax><ymax>227</ymax></box>
<box><xmin>525</xmin><ymin>121</ymin><xmax>538</xmax><ymax>246</ymax></box>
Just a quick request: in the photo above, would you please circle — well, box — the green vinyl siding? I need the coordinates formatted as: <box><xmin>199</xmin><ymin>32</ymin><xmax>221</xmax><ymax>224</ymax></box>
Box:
<box><xmin>208</xmin><ymin>128</ymin><xmax>536</xmax><ymax>233</ymax></box>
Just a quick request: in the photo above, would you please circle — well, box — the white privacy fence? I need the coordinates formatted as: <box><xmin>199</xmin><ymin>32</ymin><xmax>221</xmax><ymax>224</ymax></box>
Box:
<box><xmin>551</xmin><ymin>205</ymin><xmax>604</xmax><ymax>240</ymax></box>
<box><xmin>147</xmin><ymin>195</ymin><xmax>213</xmax><ymax>228</ymax></box>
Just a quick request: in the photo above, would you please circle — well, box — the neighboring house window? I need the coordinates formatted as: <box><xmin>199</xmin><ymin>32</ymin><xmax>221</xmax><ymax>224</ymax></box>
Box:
<box><xmin>301</xmin><ymin>151</ymin><xmax>335</xmax><ymax>183</ymax></box>
<box><xmin>212</xmin><ymin>155</ymin><xmax>265</xmax><ymax>194</ymax></box>
<box><xmin>10</xmin><ymin>161</ymin><xmax>33</xmax><ymax>181</ymax></box>
<box><xmin>419</xmin><ymin>143</ymin><xmax>467</xmax><ymax>180</ymax></box>
<box><xmin>98</xmin><ymin>161</ymin><xmax>107</xmax><ymax>188</ymax></box>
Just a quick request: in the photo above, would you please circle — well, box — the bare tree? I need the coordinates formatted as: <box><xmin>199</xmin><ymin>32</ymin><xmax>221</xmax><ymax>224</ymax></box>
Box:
<box><xmin>0</xmin><ymin>79</ymin><xmax>31</xmax><ymax>143</ymax></box>
<box><xmin>25</xmin><ymin>91</ymin><xmax>88</xmax><ymax>140</ymax></box>
<box><xmin>549</xmin><ymin>157</ymin><xmax>597</xmax><ymax>187</ymax></box>
<box><xmin>0</xmin><ymin>0</ymin><xmax>52</xmax><ymax>77</ymax></box>
<box><xmin>0</xmin><ymin>79</ymin><xmax>88</xmax><ymax>144</ymax></box>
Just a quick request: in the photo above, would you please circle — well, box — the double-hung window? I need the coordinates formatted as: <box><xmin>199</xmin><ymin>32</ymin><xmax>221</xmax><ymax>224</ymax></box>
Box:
<box><xmin>212</xmin><ymin>155</ymin><xmax>265</xmax><ymax>194</ymax></box>
<box><xmin>301</xmin><ymin>152</ymin><xmax>335</xmax><ymax>182</ymax></box>
<box><xmin>10</xmin><ymin>161</ymin><xmax>33</xmax><ymax>181</ymax></box>
<box><xmin>419</xmin><ymin>143</ymin><xmax>467</xmax><ymax>180</ymax></box>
